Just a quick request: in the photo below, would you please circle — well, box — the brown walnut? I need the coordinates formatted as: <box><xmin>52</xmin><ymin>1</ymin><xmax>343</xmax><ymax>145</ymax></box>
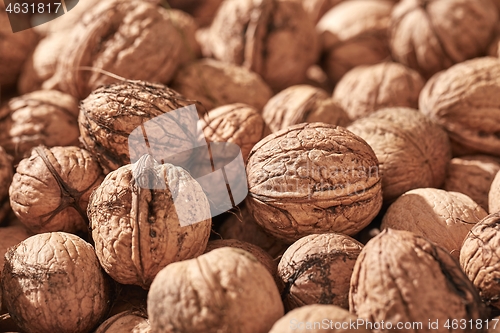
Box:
<box><xmin>490</xmin><ymin>171</ymin><xmax>500</xmax><ymax>213</ymax></box>
<box><xmin>95</xmin><ymin>310</ymin><xmax>149</xmax><ymax>333</ymax></box>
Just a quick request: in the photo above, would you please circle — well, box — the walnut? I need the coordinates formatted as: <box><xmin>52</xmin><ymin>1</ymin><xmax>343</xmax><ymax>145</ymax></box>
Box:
<box><xmin>9</xmin><ymin>146</ymin><xmax>104</xmax><ymax>234</ymax></box>
<box><xmin>246</xmin><ymin>123</ymin><xmax>382</xmax><ymax>243</ymax></box>
<box><xmin>88</xmin><ymin>155</ymin><xmax>212</xmax><ymax>289</ymax></box>
<box><xmin>262</xmin><ymin>85</ymin><xmax>350</xmax><ymax>133</ymax></box>
<box><xmin>381</xmin><ymin>188</ymin><xmax>488</xmax><ymax>258</ymax></box>
<box><xmin>0</xmin><ymin>147</ymin><xmax>13</xmax><ymax>212</ymax></box>
<box><xmin>317</xmin><ymin>0</ymin><xmax>394</xmax><ymax>84</ymax></box>
<box><xmin>351</xmin><ymin>229</ymin><xmax>487</xmax><ymax>333</ymax></box>
<box><xmin>1</xmin><ymin>232</ymin><xmax>111</xmax><ymax>333</ymax></box>
<box><xmin>165</xmin><ymin>9</ymin><xmax>201</xmax><ymax>65</ymax></box>
<box><xmin>148</xmin><ymin>247</ymin><xmax>284</xmax><ymax>333</ymax></box>
<box><xmin>490</xmin><ymin>171</ymin><xmax>500</xmax><ymax>213</ymax></box>
<box><xmin>52</xmin><ymin>0</ymin><xmax>185</xmax><ymax>100</ymax></box>
<box><xmin>279</xmin><ymin>233</ymin><xmax>363</xmax><ymax>311</ymax></box>
<box><xmin>167</xmin><ymin>0</ymin><xmax>224</xmax><ymax>27</ymax></box>
<box><xmin>202</xmin><ymin>0</ymin><xmax>319</xmax><ymax>91</ymax></box>
<box><xmin>0</xmin><ymin>90</ymin><xmax>80</xmax><ymax>163</ymax></box>
<box><xmin>444</xmin><ymin>155</ymin><xmax>500</xmax><ymax>211</ymax></box>
<box><xmin>333</xmin><ymin>62</ymin><xmax>425</xmax><ymax>120</ymax></box>
<box><xmin>269</xmin><ymin>304</ymin><xmax>371</xmax><ymax>333</ymax></box>
<box><xmin>419</xmin><ymin>57</ymin><xmax>500</xmax><ymax>157</ymax></box>
<box><xmin>297</xmin><ymin>0</ymin><xmax>343</xmax><ymax>23</ymax></box>
<box><xmin>389</xmin><ymin>0</ymin><xmax>498</xmax><ymax>78</ymax></box>
<box><xmin>171</xmin><ymin>59</ymin><xmax>272</xmax><ymax>112</ymax></box>
<box><xmin>347</xmin><ymin>107</ymin><xmax>451</xmax><ymax>203</ymax></box>
<box><xmin>95</xmin><ymin>310</ymin><xmax>149</xmax><ymax>333</ymax></box>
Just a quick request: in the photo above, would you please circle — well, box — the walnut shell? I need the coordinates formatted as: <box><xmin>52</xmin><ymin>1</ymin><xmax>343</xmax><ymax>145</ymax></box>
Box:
<box><xmin>333</xmin><ymin>62</ymin><xmax>425</xmax><ymax>120</ymax></box>
<box><xmin>460</xmin><ymin>212</ymin><xmax>500</xmax><ymax>309</ymax></box>
<box><xmin>279</xmin><ymin>233</ymin><xmax>363</xmax><ymax>311</ymax></box>
<box><xmin>246</xmin><ymin>123</ymin><xmax>382</xmax><ymax>242</ymax></box>
<box><xmin>1</xmin><ymin>232</ymin><xmax>111</xmax><ymax>333</ymax></box>
<box><xmin>0</xmin><ymin>147</ymin><xmax>13</xmax><ymax>205</ymax></box>
<box><xmin>317</xmin><ymin>0</ymin><xmax>394</xmax><ymax>84</ymax></box>
<box><xmin>78</xmin><ymin>81</ymin><xmax>194</xmax><ymax>174</ymax></box>
<box><xmin>95</xmin><ymin>310</ymin><xmax>149</xmax><ymax>333</ymax></box>
<box><xmin>89</xmin><ymin>156</ymin><xmax>211</xmax><ymax>289</ymax></box>
<box><xmin>347</xmin><ymin>107</ymin><xmax>451</xmax><ymax>203</ymax></box>
<box><xmin>490</xmin><ymin>171</ymin><xmax>500</xmax><ymax>213</ymax></box>
<box><xmin>0</xmin><ymin>225</ymin><xmax>31</xmax><ymax>270</ymax></box>
<box><xmin>172</xmin><ymin>59</ymin><xmax>272</xmax><ymax>112</ymax></box>
<box><xmin>165</xmin><ymin>9</ymin><xmax>201</xmax><ymax>66</ymax></box>
<box><xmin>148</xmin><ymin>247</ymin><xmax>284</xmax><ymax>333</ymax></box>
<box><xmin>389</xmin><ymin>0</ymin><xmax>498</xmax><ymax>78</ymax></box>
<box><xmin>444</xmin><ymin>155</ymin><xmax>500</xmax><ymax>211</ymax></box>
<box><xmin>419</xmin><ymin>57</ymin><xmax>500</xmax><ymax>157</ymax></box>
<box><xmin>203</xmin><ymin>0</ymin><xmax>319</xmax><ymax>91</ymax></box>
<box><xmin>0</xmin><ymin>90</ymin><xmax>80</xmax><ymax>163</ymax></box>
<box><xmin>53</xmin><ymin>0</ymin><xmax>185</xmax><ymax>99</ymax></box>
<box><xmin>167</xmin><ymin>0</ymin><xmax>223</xmax><ymax>27</ymax></box>
<box><xmin>350</xmin><ymin>229</ymin><xmax>487</xmax><ymax>333</ymax></box>
<box><xmin>381</xmin><ymin>188</ymin><xmax>488</xmax><ymax>258</ymax></box>
<box><xmin>262</xmin><ymin>85</ymin><xmax>350</xmax><ymax>133</ymax></box>
<box><xmin>9</xmin><ymin>146</ymin><xmax>104</xmax><ymax>234</ymax></box>
<box><xmin>269</xmin><ymin>304</ymin><xmax>371</xmax><ymax>333</ymax></box>
<box><xmin>298</xmin><ymin>0</ymin><xmax>343</xmax><ymax>23</ymax></box>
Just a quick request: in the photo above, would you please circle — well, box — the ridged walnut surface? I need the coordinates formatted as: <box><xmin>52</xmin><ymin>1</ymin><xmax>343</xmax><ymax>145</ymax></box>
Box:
<box><xmin>350</xmin><ymin>229</ymin><xmax>487</xmax><ymax>333</ymax></box>
<box><xmin>490</xmin><ymin>171</ymin><xmax>500</xmax><ymax>213</ymax></box>
<box><xmin>347</xmin><ymin>107</ymin><xmax>451</xmax><ymax>203</ymax></box>
<box><xmin>419</xmin><ymin>57</ymin><xmax>500</xmax><ymax>157</ymax></box>
<box><xmin>148</xmin><ymin>247</ymin><xmax>284</xmax><ymax>333</ymax></box>
<box><xmin>246</xmin><ymin>123</ymin><xmax>382</xmax><ymax>242</ymax></box>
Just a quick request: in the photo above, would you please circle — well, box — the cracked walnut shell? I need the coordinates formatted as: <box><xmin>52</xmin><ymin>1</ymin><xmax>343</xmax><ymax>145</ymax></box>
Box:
<box><xmin>490</xmin><ymin>171</ymin><xmax>500</xmax><ymax>213</ymax></box>
<box><xmin>246</xmin><ymin>123</ymin><xmax>382</xmax><ymax>243</ymax></box>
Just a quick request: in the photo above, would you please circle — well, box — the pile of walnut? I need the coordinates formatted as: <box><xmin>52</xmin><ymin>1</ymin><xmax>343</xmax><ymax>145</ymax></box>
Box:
<box><xmin>1</xmin><ymin>0</ymin><xmax>500</xmax><ymax>332</ymax></box>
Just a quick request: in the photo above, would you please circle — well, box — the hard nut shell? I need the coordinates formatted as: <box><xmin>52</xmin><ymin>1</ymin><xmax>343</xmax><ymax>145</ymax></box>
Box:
<box><xmin>490</xmin><ymin>171</ymin><xmax>500</xmax><ymax>213</ymax></box>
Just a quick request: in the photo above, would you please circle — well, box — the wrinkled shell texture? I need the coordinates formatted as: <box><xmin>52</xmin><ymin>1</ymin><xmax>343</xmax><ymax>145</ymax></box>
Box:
<box><xmin>55</xmin><ymin>0</ymin><xmax>184</xmax><ymax>99</ymax></box>
<box><xmin>0</xmin><ymin>225</ymin><xmax>31</xmax><ymax>270</ymax></box>
<box><xmin>317</xmin><ymin>0</ymin><xmax>394</xmax><ymax>84</ymax></box>
<box><xmin>0</xmin><ymin>90</ymin><xmax>80</xmax><ymax>162</ymax></box>
<box><xmin>0</xmin><ymin>146</ymin><xmax>13</xmax><ymax>203</ymax></box>
<box><xmin>350</xmin><ymin>229</ymin><xmax>486</xmax><ymax>333</ymax></box>
<box><xmin>168</xmin><ymin>0</ymin><xmax>224</xmax><ymax>27</ymax></box>
<box><xmin>172</xmin><ymin>59</ymin><xmax>272</xmax><ymax>112</ymax></box>
<box><xmin>166</xmin><ymin>9</ymin><xmax>201</xmax><ymax>65</ymax></box>
<box><xmin>381</xmin><ymin>188</ymin><xmax>488</xmax><ymax>258</ymax></box>
<box><xmin>1</xmin><ymin>232</ymin><xmax>110</xmax><ymax>333</ymax></box>
<box><xmin>419</xmin><ymin>57</ymin><xmax>500</xmax><ymax>157</ymax></box>
<box><xmin>89</xmin><ymin>160</ymin><xmax>211</xmax><ymax>288</ymax></box>
<box><xmin>198</xmin><ymin>103</ymin><xmax>268</xmax><ymax>162</ymax></box>
<box><xmin>95</xmin><ymin>310</ymin><xmax>149</xmax><ymax>333</ymax></box>
<box><xmin>444</xmin><ymin>155</ymin><xmax>500</xmax><ymax>211</ymax></box>
<box><xmin>389</xmin><ymin>0</ymin><xmax>498</xmax><ymax>78</ymax></box>
<box><xmin>246</xmin><ymin>123</ymin><xmax>382</xmax><ymax>242</ymax></box>
<box><xmin>9</xmin><ymin>146</ymin><xmax>103</xmax><ymax>234</ymax></box>
<box><xmin>269</xmin><ymin>304</ymin><xmax>371</xmax><ymax>333</ymax></box>
<box><xmin>491</xmin><ymin>171</ymin><xmax>500</xmax><ymax>213</ymax></box>
<box><xmin>460</xmin><ymin>213</ymin><xmax>500</xmax><ymax>309</ymax></box>
<box><xmin>262</xmin><ymin>85</ymin><xmax>350</xmax><ymax>133</ymax></box>
<box><xmin>333</xmin><ymin>62</ymin><xmax>425</xmax><ymax>120</ymax></box>
<box><xmin>347</xmin><ymin>107</ymin><xmax>451</xmax><ymax>203</ymax></box>
<box><xmin>279</xmin><ymin>233</ymin><xmax>363</xmax><ymax>310</ymax></box>
<box><xmin>203</xmin><ymin>0</ymin><xmax>319</xmax><ymax>91</ymax></box>
<box><xmin>78</xmin><ymin>81</ymin><xmax>193</xmax><ymax>174</ymax></box>
<box><xmin>148</xmin><ymin>247</ymin><xmax>284</xmax><ymax>333</ymax></box>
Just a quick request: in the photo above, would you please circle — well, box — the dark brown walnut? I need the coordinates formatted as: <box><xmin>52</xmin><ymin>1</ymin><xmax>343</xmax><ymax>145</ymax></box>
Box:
<box><xmin>167</xmin><ymin>0</ymin><xmax>224</xmax><ymax>27</ymax></box>
<box><xmin>9</xmin><ymin>146</ymin><xmax>104</xmax><ymax>234</ymax></box>
<box><xmin>262</xmin><ymin>85</ymin><xmax>350</xmax><ymax>133</ymax></box>
<box><xmin>95</xmin><ymin>310</ymin><xmax>149</xmax><ymax>333</ymax></box>
<box><xmin>89</xmin><ymin>156</ymin><xmax>212</xmax><ymax>289</ymax></box>
<box><xmin>460</xmin><ymin>213</ymin><xmax>500</xmax><ymax>309</ymax></box>
<box><xmin>419</xmin><ymin>57</ymin><xmax>500</xmax><ymax>157</ymax></box>
<box><xmin>218</xmin><ymin>204</ymin><xmax>289</xmax><ymax>258</ymax></box>
<box><xmin>444</xmin><ymin>155</ymin><xmax>500</xmax><ymax>211</ymax></box>
<box><xmin>491</xmin><ymin>171</ymin><xmax>500</xmax><ymax>213</ymax></box>
<box><xmin>279</xmin><ymin>233</ymin><xmax>363</xmax><ymax>311</ymax></box>
<box><xmin>52</xmin><ymin>0</ymin><xmax>185</xmax><ymax>100</ymax></box>
<box><xmin>269</xmin><ymin>304</ymin><xmax>371</xmax><ymax>333</ymax></box>
<box><xmin>389</xmin><ymin>0</ymin><xmax>498</xmax><ymax>78</ymax></box>
<box><xmin>0</xmin><ymin>90</ymin><xmax>80</xmax><ymax>163</ymax></box>
<box><xmin>1</xmin><ymin>232</ymin><xmax>111</xmax><ymax>333</ymax></box>
<box><xmin>350</xmin><ymin>229</ymin><xmax>487</xmax><ymax>333</ymax></box>
<box><xmin>246</xmin><ymin>123</ymin><xmax>382</xmax><ymax>243</ymax></box>
<box><xmin>172</xmin><ymin>59</ymin><xmax>272</xmax><ymax>112</ymax></box>
<box><xmin>202</xmin><ymin>0</ymin><xmax>319</xmax><ymax>91</ymax></box>
<box><xmin>333</xmin><ymin>62</ymin><xmax>425</xmax><ymax>120</ymax></box>
<box><xmin>0</xmin><ymin>225</ymin><xmax>31</xmax><ymax>270</ymax></box>
<box><xmin>148</xmin><ymin>247</ymin><xmax>284</xmax><ymax>333</ymax></box>
<box><xmin>317</xmin><ymin>0</ymin><xmax>394</xmax><ymax>85</ymax></box>
<box><xmin>381</xmin><ymin>188</ymin><xmax>488</xmax><ymax>258</ymax></box>
<box><xmin>165</xmin><ymin>9</ymin><xmax>201</xmax><ymax>65</ymax></box>
<box><xmin>347</xmin><ymin>107</ymin><xmax>451</xmax><ymax>203</ymax></box>
<box><xmin>78</xmin><ymin>81</ymin><xmax>195</xmax><ymax>174</ymax></box>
